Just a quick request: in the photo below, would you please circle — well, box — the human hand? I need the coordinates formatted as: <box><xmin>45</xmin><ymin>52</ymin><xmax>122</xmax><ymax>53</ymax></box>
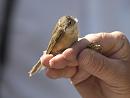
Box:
<box><xmin>41</xmin><ymin>31</ymin><xmax>130</xmax><ymax>98</ymax></box>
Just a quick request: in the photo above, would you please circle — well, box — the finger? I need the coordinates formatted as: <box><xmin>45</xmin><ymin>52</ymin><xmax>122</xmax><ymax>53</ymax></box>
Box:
<box><xmin>46</xmin><ymin>67</ymin><xmax>77</xmax><ymax>79</ymax></box>
<box><xmin>62</xmin><ymin>38</ymin><xmax>90</xmax><ymax>64</ymax></box>
<box><xmin>40</xmin><ymin>54</ymin><xmax>53</xmax><ymax>67</ymax></box>
<box><xmin>49</xmin><ymin>54</ymin><xmax>68</xmax><ymax>69</ymax></box>
<box><xmin>84</xmin><ymin>31</ymin><xmax>127</xmax><ymax>56</ymax></box>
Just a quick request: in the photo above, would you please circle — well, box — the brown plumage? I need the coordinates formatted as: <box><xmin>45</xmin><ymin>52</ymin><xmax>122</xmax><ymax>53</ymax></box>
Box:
<box><xmin>28</xmin><ymin>16</ymin><xmax>79</xmax><ymax>77</ymax></box>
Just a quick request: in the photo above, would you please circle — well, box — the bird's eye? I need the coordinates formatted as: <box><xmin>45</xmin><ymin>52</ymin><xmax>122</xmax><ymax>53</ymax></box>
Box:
<box><xmin>68</xmin><ymin>21</ymin><xmax>72</xmax><ymax>26</ymax></box>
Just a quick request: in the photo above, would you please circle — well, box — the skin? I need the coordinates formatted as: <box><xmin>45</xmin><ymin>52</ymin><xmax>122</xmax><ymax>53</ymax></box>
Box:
<box><xmin>40</xmin><ymin>31</ymin><xmax>130</xmax><ymax>98</ymax></box>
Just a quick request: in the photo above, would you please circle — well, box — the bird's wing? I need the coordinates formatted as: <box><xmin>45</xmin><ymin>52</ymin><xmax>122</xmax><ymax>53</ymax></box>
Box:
<box><xmin>46</xmin><ymin>25</ymin><xmax>65</xmax><ymax>54</ymax></box>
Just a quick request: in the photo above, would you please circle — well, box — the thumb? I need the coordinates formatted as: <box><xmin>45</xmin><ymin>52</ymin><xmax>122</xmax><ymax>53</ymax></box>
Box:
<box><xmin>78</xmin><ymin>49</ymin><xmax>122</xmax><ymax>83</ymax></box>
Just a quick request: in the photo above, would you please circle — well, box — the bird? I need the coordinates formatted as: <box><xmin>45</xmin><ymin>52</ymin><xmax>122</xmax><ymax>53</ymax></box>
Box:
<box><xmin>28</xmin><ymin>16</ymin><xmax>102</xmax><ymax>77</ymax></box>
<box><xmin>28</xmin><ymin>16</ymin><xmax>79</xmax><ymax>77</ymax></box>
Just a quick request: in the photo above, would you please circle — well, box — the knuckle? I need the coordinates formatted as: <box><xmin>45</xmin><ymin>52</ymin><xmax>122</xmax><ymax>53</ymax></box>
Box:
<box><xmin>63</xmin><ymin>48</ymin><xmax>76</xmax><ymax>59</ymax></box>
<box><xmin>112</xmin><ymin>31</ymin><xmax>124</xmax><ymax>36</ymax></box>
<box><xmin>111</xmin><ymin>31</ymin><xmax>128</xmax><ymax>41</ymax></box>
<box><xmin>40</xmin><ymin>56</ymin><xmax>48</xmax><ymax>66</ymax></box>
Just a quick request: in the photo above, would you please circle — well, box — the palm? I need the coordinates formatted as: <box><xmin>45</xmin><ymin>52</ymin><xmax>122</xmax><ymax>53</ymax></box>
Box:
<box><xmin>74</xmin><ymin>75</ymin><xmax>122</xmax><ymax>98</ymax></box>
<box><xmin>75</xmin><ymin>76</ymin><xmax>105</xmax><ymax>98</ymax></box>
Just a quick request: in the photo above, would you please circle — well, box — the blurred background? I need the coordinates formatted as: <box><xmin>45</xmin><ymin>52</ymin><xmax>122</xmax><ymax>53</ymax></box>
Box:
<box><xmin>0</xmin><ymin>0</ymin><xmax>130</xmax><ymax>98</ymax></box>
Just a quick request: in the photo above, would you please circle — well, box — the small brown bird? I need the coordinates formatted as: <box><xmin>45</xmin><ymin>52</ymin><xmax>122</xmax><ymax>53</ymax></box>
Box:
<box><xmin>28</xmin><ymin>16</ymin><xmax>102</xmax><ymax>77</ymax></box>
<box><xmin>28</xmin><ymin>16</ymin><xmax>79</xmax><ymax>77</ymax></box>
